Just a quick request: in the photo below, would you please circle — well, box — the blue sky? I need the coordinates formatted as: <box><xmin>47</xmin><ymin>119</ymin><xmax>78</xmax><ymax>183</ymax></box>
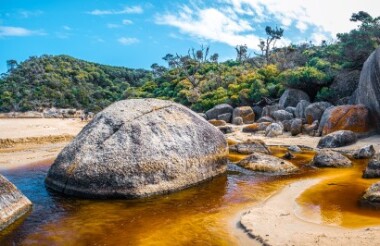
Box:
<box><xmin>1</xmin><ymin>0</ymin><xmax>380</xmax><ymax>73</ymax></box>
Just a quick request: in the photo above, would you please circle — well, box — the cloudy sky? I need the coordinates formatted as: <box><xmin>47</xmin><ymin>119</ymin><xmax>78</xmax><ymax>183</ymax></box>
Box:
<box><xmin>1</xmin><ymin>0</ymin><xmax>380</xmax><ymax>73</ymax></box>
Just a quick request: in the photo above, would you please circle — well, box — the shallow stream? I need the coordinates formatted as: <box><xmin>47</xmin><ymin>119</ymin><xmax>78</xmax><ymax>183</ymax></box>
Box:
<box><xmin>0</xmin><ymin>147</ymin><xmax>379</xmax><ymax>245</ymax></box>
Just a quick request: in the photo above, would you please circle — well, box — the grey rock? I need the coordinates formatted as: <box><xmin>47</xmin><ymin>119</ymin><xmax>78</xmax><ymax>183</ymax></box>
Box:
<box><xmin>360</xmin><ymin>181</ymin><xmax>380</xmax><ymax>208</ymax></box>
<box><xmin>317</xmin><ymin>130</ymin><xmax>357</xmax><ymax>148</ymax></box>
<box><xmin>217</xmin><ymin>113</ymin><xmax>232</xmax><ymax>123</ymax></box>
<box><xmin>330</xmin><ymin>70</ymin><xmax>360</xmax><ymax>104</ymax></box>
<box><xmin>232</xmin><ymin>116</ymin><xmax>244</xmax><ymax>125</ymax></box>
<box><xmin>355</xmin><ymin>47</ymin><xmax>380</xmax><ymax>129</ymax></box>
<box><xmin>0</xmin><ymin>174</ymin><xmax>32</xmax><ymax>231</ymax></box>
<box><xmin>295</xmin><ymin>100</ymin><xmax>311</xmax><ymax>119</ymax></box>
<box><xmin>218</xmin><ymin>125</ymin><xmax>233</xmax><ymax>134</ymax></box>
<box><xmin>198</xmin><ymin>113</ymin><xmax>207</xmax><ymax>120</ymax></box>
<box><xmin>262</xmin><ymin>104</ymin><xmax>283</xmax><ymax>118</ymax></box>
<box><xmin>257</xmin><ymin>116</ymin><xmax>274</xmax><ymax>123</ymax></box>
<box><xmin>363</xmin><ymin>153</ymin><xmax>380</xmax><ymax>178</ymax></box>
<box><xmin>252</xmin><ymin>105</ymin><xmax>263</xmax><ymax>119</ymax></box>
<box><xmin>45</xmin><ymin>99</ymin><xmax>228</xmax><ymax>198</ymax></box>
<box><xmin>205</xmin><ymin>104</ymin><xmax>233</xmax><ymax>121</ymax></box>
<box><xmin>305</xmin><ymin>102</ymin><xmax>332</xmax><ymax>124</ymax></box>
<box><xmin>237</xmin><ymin>153</ymin><xmax>298</xmax><ymax>174</ymax></box>
<box><xmin>288</xmin><ymin>145</ymin><xmax>302</xmax><ymax>153</ymax></box>
<box><xmin>242</xmin><ymin>122</ymin><xmax>271</xmax><ymax>133</ymax></box>
<box><xmin>265</xmin><ymin>123</ymin><xmax>283</xmax><ymax>137</ymax></box>
<box><xmin>302</xmin><ymin>120</ymin><xmax>319</xmax><ymax>136</ymax></box>
<box><xmin>229</xmin><ymin>139</ymin><xmax>271</xmax><ymax>155</ymax></box>
<box><xmin>353</xmin><ymin>145</ymin><xmax>376</xmax><ymax>159</ymax></box>
<box><xmin>312</xmin><ymin>149</ymin><xmax>352</xmax><ymax>168</ymax></box>
<box><xmin>282</xmin><ymin>120</ymin><xmax>292</xmax><ymax>132</ymax></box>
<box><xmin>285</xmin><ymin>106</ymin><xmax>296</xmax><ymax>117</ymax></box>
<box><xmin>279</xmin><ymin>88</ymin><xmax>310</xmax><ymax>108</ymax></box>
<box><xmin>272</xmin><ymin>110</ymin><xmax>294</xmax><ymax>122</ymax></box>
<box><xmin>290</xmin><ymin>118</ymin><xmax>303</xmax><ymax>136</ymax></box>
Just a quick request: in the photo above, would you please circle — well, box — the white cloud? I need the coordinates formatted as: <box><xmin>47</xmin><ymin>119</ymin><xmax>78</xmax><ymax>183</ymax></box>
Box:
<box><xmin>0</xmin><ymin>26</ymin><xmax>45</xmax><ymax>37</ymax></box>
<box><xmin>63</xmin><ymin>25</ymin><xmax>71</xmax><ymax>31</ymax></box>
<box><xmin>87</xmin><ymin>6</ymin><xmax>143</xmax><ymax>15</ymax></box>
<box><xmin>118</xmin><ymin>37</ymin><xmax>139</xmax><ymax>45</ymax></box>
<box><xmin>122</xmin><ymin>19</ymin><xmax>133</xmax><ymax>25</ymax></box>
<box><xmin>296</xmin><ymin>22</ymin><xmax>308</xmax><ymax>32</ymax></box>
<box><xmin>156</xmin><ymin>7</ymin><xmax>260</xmax><ymax>49</ymax></box>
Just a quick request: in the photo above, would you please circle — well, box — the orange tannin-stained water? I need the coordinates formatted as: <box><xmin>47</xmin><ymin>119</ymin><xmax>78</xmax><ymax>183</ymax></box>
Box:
<box><xmin>0</xmin><ymin>146</ymin><xmax>379</xmax><ymax>245</ymax></box>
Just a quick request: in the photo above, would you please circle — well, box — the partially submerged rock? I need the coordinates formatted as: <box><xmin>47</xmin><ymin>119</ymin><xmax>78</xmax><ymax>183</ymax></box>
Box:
<box><xmin>288</xmin><ymin>145</ymin><xmax>302</xmax><ymax>153</ymax></box>
<box><xmin>361</xmin><ymin>182</ymin><xmax>380</xmax><ymax>208</ymax></box>
<box><xmin>0</xmin><ymin>174</ymin><xmax>32</xmax><ymax>231</ymax></box>
<box><xmin>265</xmin><ymin>123</ymin><xmax>283</xmax><ymax>137</ymax></box>
<box><xmin>363</xmin><ymin>153</ymin><xmax>380</xmax><ymax>178</ymax></box>
<box><xmin>45</xmin><ymin>99</ymin><xmax>228</xmax><ymax>198</ymax></box>
<box><xmin>317</xmin><ymin>130</ymin><xmax>357</xmax><ymax>148</ymax></box>
<box><xmin>318</xmin><ymin>105</ymin><xmax>370</xmax><ymax>136</ymax></box>
<box><xmin>229</xmin><ymin>139</ymin><xmax>271</xmax><ymax>155</ymax></box>
<box><xmin>237</xmin><ymin>153</ymin><xmax>298</xmax><ymax>174</ymax></box>
<box><xmin>312</xmin><ymin>150</ymin><xmax>352</xmax><ymax>168</ymax></box>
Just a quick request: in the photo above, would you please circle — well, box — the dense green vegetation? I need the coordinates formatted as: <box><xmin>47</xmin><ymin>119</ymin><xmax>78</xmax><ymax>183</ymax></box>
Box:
<box><xmin>1</xmin><ymin>11</ymin><xmax>379</xmax><ymax>113</ymax></box>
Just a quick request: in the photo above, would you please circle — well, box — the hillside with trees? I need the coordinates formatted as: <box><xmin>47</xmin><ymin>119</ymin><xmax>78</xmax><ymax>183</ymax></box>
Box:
<box><xmin>0</xmin><ymin>11</ymin><xmax>379</xmax><ymax>113</ymax></box>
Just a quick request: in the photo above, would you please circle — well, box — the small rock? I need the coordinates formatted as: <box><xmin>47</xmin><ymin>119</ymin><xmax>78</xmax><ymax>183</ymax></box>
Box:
<box><xmin>218</xmin><ymin>125</ymin><xmax>233</xmax><ymax>134</ymax></box>
<box><xmin>265</xmin><ymin>123</ymin><xmax>283</xmax><ymax>137</ymax></box>
<box><xmin>237</xmin><ymin>153</ymin><xmax>298</xmax><ymax>173</ymax></box>
<box><xmin>290</xmin><ymin>118</ymin><xmax>303</xmax><ymax>136</ymax></box>
<box><xmin>282</xmin><ymin>120</ymin><xmax>292</xmax><ymax>132</ymax></box>
<box><xmin>262</xmin><ymin>104</ymin><xmax>282</xmax><ymax>118</ymax></box>
<box><xmin>312</xmin><ymin>149</ymin><xmax>352</xmax><ymax>168</ymax></box>
<box><xmin>302</xmin><ymin>120</ymin><xmax>319</xmax><ymax>136</ymax></box>
<box><xmin>208</xmin><ymin>119</ymin><xmax>226</xmax><ymax>126</ymax></box>
<box><xmin>288</xmin><ymin>145</ymin><xmax>302</xmax><ymax>152</ymax></box>
<box><xmin>360</xmin><ymin>182</ymin><xmax>380</xmax><ymax>208</ymax></box>
<box><xmin>317</xmin><ymin>130</ymin><xmax>357</xmax><ymax>148</ymax></box>
<box><xmin>229</xmin><ymin>139</ymin><xmax>271</xmax><ymax>155</ymax></box>
<box><xmin>363</xmin><ymin>153</ymin><xmax>380</xmax><ymax>178</ymax></box>
<box><xmin>232</xmin><ymin>116</ymin><xmax>244</xmax><ymax>125</ymax></box>
<box><xmin>282</xmin><ymin>151</ymin><xmax>295</xmax><ymax>160</ymax></box>
<box><xmin>257</xmin><ymin>116</ymin><xmax>274</xmax><ymax>123</ymax></box>
<box><xmin>272</xmin><ymin>110</ymin><xmax>294</xmax><ymax>122</ymax></box>
<box><xmin>242</xmin><ymin>122</ymin><xmax>271</xmax><ymax>133</ymax></box>
<box><xmin>232</xmin><ymin>106</ymin><xmax>255</xmax><ymax>124</ymax></box>
<box><xmin>353</xmin><ymin>145</ymin><xmax>376</xmax><ymax>159</ymax></box>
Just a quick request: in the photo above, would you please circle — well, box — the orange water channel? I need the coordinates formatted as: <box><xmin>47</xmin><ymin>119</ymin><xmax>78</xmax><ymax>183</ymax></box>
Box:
<box><xmin>0</xmin><ymin>146</ymin><xmax>380</xmax><ymax>245</ymax></box>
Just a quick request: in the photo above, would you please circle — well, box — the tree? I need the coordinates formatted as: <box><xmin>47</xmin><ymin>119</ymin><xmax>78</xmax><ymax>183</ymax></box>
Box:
<box><xmin>257</xmin><ymin>26</ymin><xmax>284</xmax><ymax>65</ymax></box>
<box><xmin>6</xmin><ymin>60</ymin><xmax>18</xmax><ymax>72</ymax></box>
<box><xmin>235</xmin><ymin>45</ymin><xmax>248</xmax><ymax>63</ymax></box>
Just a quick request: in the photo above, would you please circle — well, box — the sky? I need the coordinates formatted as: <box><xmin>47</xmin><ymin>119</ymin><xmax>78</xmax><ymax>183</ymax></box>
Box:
<box><xmin>1</xmin><ymin>0</ymin><xmax>380</xmax><ymax>73</ymax></box>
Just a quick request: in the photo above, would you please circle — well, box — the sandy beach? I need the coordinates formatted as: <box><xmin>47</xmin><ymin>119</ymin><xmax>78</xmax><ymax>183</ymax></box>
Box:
<box><xmin>1</xmin><ymin>119</ymin><xmax>380</xmax><ymax>245</ymax></box>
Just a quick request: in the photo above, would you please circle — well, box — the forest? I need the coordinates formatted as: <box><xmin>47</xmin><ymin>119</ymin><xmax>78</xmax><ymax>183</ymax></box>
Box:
<box><xmin>0</xmin><ymin>11</ymin><xmax>379</xmax><ymax>113</ymax></box>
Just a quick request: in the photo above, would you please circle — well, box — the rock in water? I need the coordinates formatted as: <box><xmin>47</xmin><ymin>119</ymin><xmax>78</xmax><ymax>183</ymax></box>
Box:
<box><xmin>317</xmin><ymin>130</ymin><xmax>357</xmax><ymax>148</ymax></box>
<box><xmin>229</xmin><ymin>139</ymin><xmax>271</xmax><ymax>155</ymax></box>
<box><xmin>361</xmin><ymin>182</ymin><xmax>380</xmax><ymax>208</ymax></box>
<box><xmin>45</xmin><ymin>99</ymin><xmax>228</xmax><ymax>198</ymax></box>
<box><xmin>355</xmin><ymin>47</ymin><xmax>380</xmax><ymax>130</ymax></box>
<box><xmin>363</xmin><ymin>153</ymin><xmax>380</xmax><ymax>178</ymax></box>
<box><xmin>237</xmin><ymin>153</ymin><xmax>298</xmax><ymax>174</ymax></box>
<box><xmin>312</xmin><ymin>150</ymin><xmax>352</xmax><ymax>168</ymax></box>
<box><xmin>318</xmin><ymin>105</ymin><xmax>370</xmax><ymax>136</ymax></box>
<box><xmin>279</xmin><ymin>88</ymin><xmax>310</xmax><ymax>108</ymax></box>
<box><xmin>0</xmin><ymin>174</ymin><xmax>32</xmax><ymax>231</ymax></box>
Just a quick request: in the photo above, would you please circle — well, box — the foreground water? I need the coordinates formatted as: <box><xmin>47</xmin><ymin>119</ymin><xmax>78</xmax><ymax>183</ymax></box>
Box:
<box><xmin>0</xmin><ymin>147</ymin><xmax>379</xmax><ymax>245</ymax></box>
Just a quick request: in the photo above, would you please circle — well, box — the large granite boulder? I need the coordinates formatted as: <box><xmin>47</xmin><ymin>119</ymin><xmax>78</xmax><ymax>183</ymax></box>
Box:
<box><xmin>229</xmin><ymin>139</ymin><xmax>271</xmax><ymax>155</ymax></box>
<box><xmin>295</xmin><ymin>100</ymin><xmax>311</xmax><ymax>119</ymax></box>
<box><xmin>237</xmin><ymin>153</ymin><xmax>298</xmax><ymax>174</ymax></box>
<box><xmin>205</xmin><ymin>104</ymin><xmax>233</xmax><ymax>122</ymax></box>
<box><xmin>0</xmin><ymin>174</ymin><xmax>32</xmax><ymax>231</ymax></box>
<box><xmin>361</xmin><ymin>182</ymin><xmax>380</xmax><ymax>208</ymax></box>
<box><xmin>279</xmin><ymin>88</ymin><xmax>310</xmax><ymax>108</ymax></box>
<box><xmin>312</xmin><ymin>150</ymin><xmax>352</xmax><ymax>168</ymax></box>
<box><xmin>232</xmin><ymin>106</ymin><xmax>255</xmax><ymax>124</ymax></box>
<box><xmin>265</xmin><ymin>123</ymin><xmax>283</xmax><ymax>137</ymax></box>
<box><xmin>305</xmin><ymin>102</ymin><xmax>332</xmax><ymax>124</ymax></box>
<box><xmin>363</xmin><ymin>153</ymin><xmax>380</xmax><ymax>178</ymax></box>
<box><xmin>272</xmin><ymin>110</ymin><xmax>294</xmax><ymax>122</ymax></box>
<box><xmin>330</xmin><ymin>70</ymin><xmax>360</xmax><ymax>104</ymax></box>
<box><xmin>317</xmin><ymin>130</ymin><xmax>357</xmax><ymax>148</ymax></box>
<box><xmin>45</xmin><ymin>99</ymin><xmax>228</xmax><ymax>198</ymax></box>
<box><xmin>318</xmin><ymin>105</ymin><xmax>370</xmax><ymax>136</ymax></box>
<box><xmin>355</xmin><ymin>47</ymin><xmax>380</xmax><ymax>130</ymax></box>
